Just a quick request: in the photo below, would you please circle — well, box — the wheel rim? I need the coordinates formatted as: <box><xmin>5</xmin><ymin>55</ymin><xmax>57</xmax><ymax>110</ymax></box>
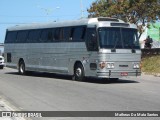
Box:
<box><xmin>76</xmin><ymin>68</ymin><xmax>82</xmax><ymax>77</ymax></box>
<box><xmin>20</xmin><ymin>63</ymin><xmax>24</xmax><ymax>74</ymax></box>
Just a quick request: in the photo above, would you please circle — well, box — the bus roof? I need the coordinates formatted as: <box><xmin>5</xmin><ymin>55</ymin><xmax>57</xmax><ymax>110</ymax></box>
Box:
<box><xmin>7</xmin><ymin>17</ymin><xmax>136</xmax><ymax>31</ymax></box>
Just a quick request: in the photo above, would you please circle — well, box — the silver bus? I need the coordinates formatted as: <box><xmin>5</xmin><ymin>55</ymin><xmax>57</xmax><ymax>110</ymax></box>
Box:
<box><xmin>4</xmin><ymin>17</ymin><xmax>141</xmax><ymax>81</ymax></box>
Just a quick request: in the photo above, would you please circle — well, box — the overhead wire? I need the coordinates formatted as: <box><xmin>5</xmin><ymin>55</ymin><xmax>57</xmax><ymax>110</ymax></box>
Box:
<box><xmin>0</xmin><ymin>13</ymin><xmax>88</xmax><ymax>24</ymax></box>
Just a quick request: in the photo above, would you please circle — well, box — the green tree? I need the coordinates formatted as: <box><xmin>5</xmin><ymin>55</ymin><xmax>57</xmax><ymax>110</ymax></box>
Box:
<box><xmin>87</xmin><ymin>0</ymin><xmax>160</xmax><ymax>38</ymax></box>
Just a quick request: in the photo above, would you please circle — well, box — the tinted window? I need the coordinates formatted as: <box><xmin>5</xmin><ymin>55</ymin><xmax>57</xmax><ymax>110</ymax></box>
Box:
<box><xmin>7</xmin><ymin>53</ymin><xmax>12</xmax><ymax>62</ymax></box>
<box><xmin>59</xmin><ymin>28</ymin><xmax>63</xmax><ymax>40</ymax></box>
<box><xmin>86</xmin><ymin>28</ymin><xmax>98</xmax><ymax>51</ymax></box>
<box><xmin>54</xmin><ymin>28</ymin><xmax>61</xmax><ymax>41</ymax></box>
<box><xmin>63</xmin><ymin>27</ymin><xmax>72</xmax><ymax>41</ymax></box>
<box><xmin>5</xmin><ymin>31</ymin><xmax>17</xmax><ymax>43</ymax></box>
<box><xmin>40</xmin><ymin>29</ymin><xmax>48</xmax><ymax>42</ymax></box>
<box><xmin>47</xmin><ymin>29</ymin><xmax>55</xmax><ymax>42</ymax></box>
<box><xmin>16</xmin><ymin>31</ymin><xmax>28</xmax><ymax>43</ymax></box>
<box><xmin>27</xmin><ymin>30</ymin><xmax>41</xmax><ymax>43</ymax></box>
<box><xmin>98</xmin><ymin>27</ymin><xmax>140</xmax><ymax>49</ymax></box>
<box><xmin>72</xmin><ymin>27</ymin><xmax>86</xmax><ymax>41</ymax></box>
<box><xmin>40</xmin><ymin>29</ymin><xmax>55</xmax><ymax>42</ymax></box>
<box><xmin>7</xmin><ymin>53</ymin><xmax>12</xmax><ymax>63</ymax></box>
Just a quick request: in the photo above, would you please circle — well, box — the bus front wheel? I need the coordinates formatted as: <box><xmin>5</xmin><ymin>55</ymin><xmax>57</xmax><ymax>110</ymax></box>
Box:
<box><xmin>19</xmin><ymin>60</ymin><xmax>26</xmax><ymax>75</ymax></box>
<box><xmin>74</xmin><ymin>63</ymin><xmax>85</xmax><ymax>81</ymax></box>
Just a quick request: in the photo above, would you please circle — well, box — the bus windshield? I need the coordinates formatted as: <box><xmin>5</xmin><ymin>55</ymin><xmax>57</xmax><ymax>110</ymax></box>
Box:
<box><xmin>98</xmin><ymin>27</ymin><xmax>140</xmax><ymax>49</ymax></box>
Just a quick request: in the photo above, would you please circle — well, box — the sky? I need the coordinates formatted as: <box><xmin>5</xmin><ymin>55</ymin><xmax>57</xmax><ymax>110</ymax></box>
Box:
<box><xmin>0</xmin><ymin>0</ymin><xmax>95</xmax><ymax>43</ymax></box>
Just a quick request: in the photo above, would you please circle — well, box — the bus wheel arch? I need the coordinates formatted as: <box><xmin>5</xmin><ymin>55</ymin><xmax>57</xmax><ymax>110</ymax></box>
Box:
<box><xmin>73</xmin><ymin>61</ymin><xmax>85</xmax><ymax>81</ymax></box>
<box><xmin>18</xmin><ymin>58</ymin><xmax>26</xmax><ymax>75</ymax></box>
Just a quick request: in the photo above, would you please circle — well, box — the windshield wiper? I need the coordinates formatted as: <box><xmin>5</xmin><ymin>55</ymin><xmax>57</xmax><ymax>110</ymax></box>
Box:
<box><xmin>127</xmin><ymin>44</ymin><xmax>136</xmax><ymax>53</ymax></box>
<box><xmin>112</xmin><ymin>37</ymin><xmax>119</xmax><ymax>52</ymax></box>
<box><xmin>131</xmin><ymin>44</ymin><xmax>136</xmax><ymax>53</ymax></box>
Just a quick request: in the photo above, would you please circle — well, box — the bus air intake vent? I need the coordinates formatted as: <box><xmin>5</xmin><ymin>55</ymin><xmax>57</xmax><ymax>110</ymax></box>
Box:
<box><xmin>111</xmin><ymin>23</ymin><xmax>129</xmax><ymax>27</ymax></box>
<box><xmin>98</xmin><ymin>18</ymin><xmax>119</xmax><ymax>22</ymax></box>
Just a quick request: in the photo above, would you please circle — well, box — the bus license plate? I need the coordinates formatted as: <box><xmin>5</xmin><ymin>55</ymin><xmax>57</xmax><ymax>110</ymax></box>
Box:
<box><xmin>121</xmin><ymin>72</ymin><xmax>128</xmax><ymax>76</ymax></box>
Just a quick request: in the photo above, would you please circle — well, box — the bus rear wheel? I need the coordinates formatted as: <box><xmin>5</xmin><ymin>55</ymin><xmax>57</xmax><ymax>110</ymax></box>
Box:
<box><xmin>0</xmin><ymin>66</ymin><xmax>3</xmax><ymax>69</ymax></box>
<box><xmin>108</xmin><ymin>78</ymin><xmax>119</xmax><ymax>82</ymax></box>
<box><xmin>19</xmin><ymin>60</ymin><xmax>26</xmax><ymax>75</ymax></box>
<box><xmin>74</xmin><ymin>63</ymin><xmax>85</xmax><ymax>81</ymax></box>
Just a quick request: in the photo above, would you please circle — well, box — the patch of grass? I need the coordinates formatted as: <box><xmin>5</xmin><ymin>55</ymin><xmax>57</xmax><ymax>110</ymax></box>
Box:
<box><xmin>142</xmin><ymin>55</ymin><xmax>160</xmax><ymax>73</ymax></box>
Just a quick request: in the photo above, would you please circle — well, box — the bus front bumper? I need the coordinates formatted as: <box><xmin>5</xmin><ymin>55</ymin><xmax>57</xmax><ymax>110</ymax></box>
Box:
<box><xmin>96</xmin><ymin>70</ymin><xmax>141</xmax><ymax>78</ymax></box>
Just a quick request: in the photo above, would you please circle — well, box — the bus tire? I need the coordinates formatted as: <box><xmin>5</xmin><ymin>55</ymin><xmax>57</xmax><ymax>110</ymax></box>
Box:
<box><xmin>19</xmin><ymin>60</ymin><xmax>26</xmax><ymax>75</ymax></box>
<box><xmin>74</xmin><ymin>63</ymin><xmax>85</xmax><ymax>81</ymax></box>
<box><xmin>0</xmin><ymin>66</ymin><xmax>3</xmax><ymax>69</ymax></box>
<box><xmin>109</xmin><ymin>78</ymin><xmax>119</xmax><ymax>82</ymax></box>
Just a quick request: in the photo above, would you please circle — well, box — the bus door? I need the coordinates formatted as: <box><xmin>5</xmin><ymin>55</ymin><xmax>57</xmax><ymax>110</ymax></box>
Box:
<box><xmin>86</xmin><ymin>27</ymin><xmax>99</xmax><ymax>75</ymax></box>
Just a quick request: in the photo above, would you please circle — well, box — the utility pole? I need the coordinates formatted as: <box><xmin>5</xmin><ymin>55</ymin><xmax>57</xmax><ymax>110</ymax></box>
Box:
<box><xmin>80</xmin><ymin>0</ymin><xmax>84</xmax><ymax>18</ymax></box>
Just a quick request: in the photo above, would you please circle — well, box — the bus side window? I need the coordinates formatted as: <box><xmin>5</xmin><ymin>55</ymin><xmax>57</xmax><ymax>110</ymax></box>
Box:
<box><xmin>69</xmin><ymin>28</ymin><xmax>74</xmax><ymax>41</ymax></box>
<box><xmin>86</xmin><ymin>28</ymin><xmax>98</xmax><ymax>51</ymax></box>
<box><xmin>63</xmin><ymin>27</ymin><xmax>72</xmax><ymax>41</ymax></box>
<box><xmin>16</xmin><ymin>31</ymin><xmax>28</xmax><ymax>43</ymax></box>
<box><xmin>72</xmin><ymin>27</ymin><xmax>85</xmax><ymax>41</ymax></box>
<box><xmin>59</xmin><ymin>28</ymin><xmax>63</xmax><ymax>41</ymax></box>
<box><xmin>5</xmin><ymin>31</ymin><xmax>17</xmax><ymax>43</ymax></box>
<box><xmin>28</xmin><ymin>30</ymin><xmax>41</xmax><ymax>43</ymax></box>
<box><xmin>54</xmin><ymin>28</ymin><xmax>60</xmax><ymax>41</ymax></box>
<box><xmin>40</xmin><ymin>29</ymin><xmax>48</xmax><ymax>42</ymax></box>
<box><xmin>47</xmin><ymin>29</ymin><xmax>54</xmax><ymax>42</ymax></box>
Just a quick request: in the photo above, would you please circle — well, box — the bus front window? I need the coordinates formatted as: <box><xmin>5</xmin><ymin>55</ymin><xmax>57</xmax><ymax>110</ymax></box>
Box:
<box><xmin>98</xmin><ymin>27</ymin><xmax>140</xmax><ymax>49</ymax></box>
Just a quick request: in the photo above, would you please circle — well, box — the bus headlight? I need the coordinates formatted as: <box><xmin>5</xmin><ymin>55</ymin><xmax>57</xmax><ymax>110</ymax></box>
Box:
<box><xmin>106</xmin><ymin>63</ymin><xmax>114</xmax><ymax>69</ymax></box>
<box><xmin>133</xmin><ymin>63</ymin><xmax>140</xmax><ymax>69</ymax></box>
<box><xmin>99</xmin><ymin>62</ymin><xmax>114</xmax><ymax>69</ymax></box>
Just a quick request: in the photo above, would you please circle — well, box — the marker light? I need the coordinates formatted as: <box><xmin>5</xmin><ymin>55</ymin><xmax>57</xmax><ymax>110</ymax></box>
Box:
<box><xmin>107</xmin><ymin>63</ymin><xmax>115</xmax><ymax>69</ymax></box>
<box><xmin>99</xmin><ymin>62</ymin><xmax>106</xmax><ymax>69</ymax></box>
<box><xmin>99</xmin><ymin>62</ymin><xmax>114</xmax><ymax>69</ymax></box>
<box><xmin>133</xmin><ymin>63</ymin><xmax>140</xmax><ymax>69</ymax></box>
